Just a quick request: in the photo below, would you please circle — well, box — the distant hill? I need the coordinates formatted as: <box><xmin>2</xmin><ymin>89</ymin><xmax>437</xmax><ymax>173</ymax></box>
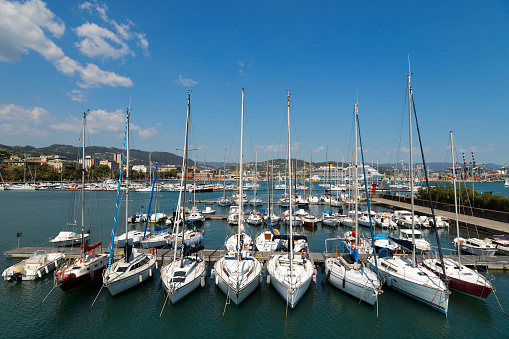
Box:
<box><xmin>0</xmin><ymin>144</ymin><xmax>195</xmax><ymax>167</ymax></box>
<box><xmin>378</xmin><ymin>162</ymin><xmax>503</xmax><ymax>171</ymax></box>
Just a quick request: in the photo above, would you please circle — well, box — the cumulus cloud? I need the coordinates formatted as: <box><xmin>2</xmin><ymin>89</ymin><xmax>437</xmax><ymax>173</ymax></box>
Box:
<box><xmin>0</xmin><ymin>103</ymin><xmax>55</xmax><ymax>137</ymax></box>
<box><xmin>313</xmin><ymin>146</ymin><xmax>325</xmax><ymax>153</ymax></box>
<box><xmin>175</xmin><ymin>75</ymin><xmax>198</xmax><ymax>87</ymax></box>
<box><xmin>77</xmin><ymin>1</ymin><xmax>149</xmax><ymax>58</ymax></box>
<box><xmin>75</xmin><ymin>22</ymin><xmax>132</xmax><ymax>59</ymax></box>
<box><xmin>0</xmin><ymin>0</ymin><xmax>133</xmax><ymax>89</ymax></box>
<box><xmin>66</xmin><ymin>89</ymin><xmax>87</xmax><ymax>102</ymax></box>
<box><xmin>51</xmin><ymin>108</ymin><xmax>158</xmax><ymax>139</ymax></box>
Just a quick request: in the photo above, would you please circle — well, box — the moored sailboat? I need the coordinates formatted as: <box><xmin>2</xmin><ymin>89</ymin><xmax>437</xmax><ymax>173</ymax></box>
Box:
<box><xmin>54</xmin><ymin>111</ymin><xmax>107</xmax><ymax>292</ymax></box>
<box><xmin>267</xmin><ymin>92</ymin><xmax>313</xmax><ymax>308</ymax></box>
<box><xmin>368</xmin><ymin>69</ymin><xmax>449</xmax><ymax>315</ymax></box>
<box><xmin>103</xmin><ymin>107</ymin><xmax>156</xmax><ymax>296</ymax></box>
<box><xmin>423</xmin><ymin>131</ymin><xmax>493</xmax><ymax>298</ymax></box>
<box><xmin>214</xmin><ymin>88</ymin><xmax>262</xmax><ymax>305</ymax></box>
<box><xmin>160</xmin><ymin>91</ymin><xmax>206</xmax><ymax>304</ymax></box>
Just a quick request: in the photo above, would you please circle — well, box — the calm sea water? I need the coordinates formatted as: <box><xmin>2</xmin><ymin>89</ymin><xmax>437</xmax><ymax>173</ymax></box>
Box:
<box><xmin>1</xmin><ymin>181</ymin><xmax>508</xmax><ymax>338</ymax></box>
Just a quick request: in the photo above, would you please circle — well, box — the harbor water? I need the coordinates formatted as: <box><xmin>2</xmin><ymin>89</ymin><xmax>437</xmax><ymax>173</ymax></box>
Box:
<box><xmin>1</xmin><ymin>181</ymin><xmax>508</xmax><ymax>338</ymax></box>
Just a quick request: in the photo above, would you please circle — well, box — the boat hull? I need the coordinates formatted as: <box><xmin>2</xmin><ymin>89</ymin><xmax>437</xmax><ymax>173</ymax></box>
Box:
<box><xmin>59</xmin><ymin>265</ymin><xmax>106</xmax><ymax>292</ymax></box>
<box><xmin>215</xmin><ymin>268</ymin><xmax>260</xmax><ymax>305</ymax></box>
<box><xmin>105</xmin><ymin>255</ymin><xmax>156</xmax><ymax>296</ymax></box>
<box><xmin>269</xmin><ymin>270</ymin><xmax>312</xmax><ymax>309</ymax></box>
<box><xmin>374</xmin><ymin>261</ymin><xmax>448</xmax><ymax>315</ymax></box>
<box><xmin>325</xmin><ymin>258</ymin><xmax>379</xmax><ymax>305</ymax></box>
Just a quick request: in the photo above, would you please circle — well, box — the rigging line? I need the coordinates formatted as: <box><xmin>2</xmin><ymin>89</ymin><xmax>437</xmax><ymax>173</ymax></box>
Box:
<box><xmin>411</xmin><ymin>94</ymin><xmax>447</xmax><ymax>283</ymax></box>
<box><xmin>158</xmin><ymin>288</ymin><xmax>171</xmax><ymax>319</ymax></box>
<box><xmin>39</xmin><ymin>284</ymin><xmax>57</xmax><ymax>306</ymax></box>
<box><xmin>89</xmin><ymin>283</ymin><xmax>104</xmax><ymax>311</ymax></box>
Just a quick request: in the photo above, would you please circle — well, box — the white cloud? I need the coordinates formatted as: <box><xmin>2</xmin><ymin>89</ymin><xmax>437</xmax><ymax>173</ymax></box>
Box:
<box><xmin>132</xmin><ymin>125</ymin><xmax>157</xmax><ymax>140</ymax></box>
<box><xmin>0</xmin><ymin>0</ymin><xmax>133</xmax><ymax>88</ymax></box>
<box><xmin>77</xmin><ymin>1</ymin><xmax>150</xmax><ymax>59</ymax></box>
<box><xmin>77</xmin><ymin>63</ymin><xmax>133</xmax><ymax>88</ymax></box>
<box><xmin>313</xmin><ymin>146</ymin><xmax>325</xmax><ymax>153</ymax></box>
<box><xmin>0</xmin><ymin>0</ymin><xmax>65</xmax><ymax>62</ymax></box>
<box><xmin>66</xmin><ymin>89</ymin><xmax>87</xmax><ymax>102</ymax></box>
<box><xmin>75</xmin><ymin>22</ymin><xmax>132</xmax><ymax>60</ymax></box>
<box><xmin>0</xmin><ymin>103</ymin><xmax>54</xmax><ymax>137</ymax></box>
<box><xmin>175</xmin><ymin>75</ymin><xmax>198</xmax><ymax>87</ymax></box>
<box><xmin>51</xmin><ymin>108</ymin><xmax>158</xmax><ymax>139</ymax></box>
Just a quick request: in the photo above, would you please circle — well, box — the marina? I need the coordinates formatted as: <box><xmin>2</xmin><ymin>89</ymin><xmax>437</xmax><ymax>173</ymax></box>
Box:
<box><xmin>1</xmin><ymin>180</ymin><xmax>509</xmax><ymax>338</ymax></box>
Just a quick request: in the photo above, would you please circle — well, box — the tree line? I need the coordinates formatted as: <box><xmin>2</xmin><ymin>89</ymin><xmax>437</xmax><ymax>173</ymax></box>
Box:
<box><xmin>0</xmin><ymin>161</ymin><xmax>180</xmax><ymax>182</ymax></box>
<box><xmin>416</xmin><ymin>183</ymin><xmax>509</xmax><ymax>213</ymax></box>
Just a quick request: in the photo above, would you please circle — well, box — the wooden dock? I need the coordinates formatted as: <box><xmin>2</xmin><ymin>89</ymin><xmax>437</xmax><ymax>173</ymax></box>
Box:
<box><xmin>4</xmin><ymin>246</ymin><xmax>509</xmax><ymax>270</ymax></box>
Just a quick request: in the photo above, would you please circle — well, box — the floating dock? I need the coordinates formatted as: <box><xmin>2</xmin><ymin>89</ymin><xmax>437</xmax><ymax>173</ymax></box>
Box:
<box><xmin>4</xmin><ymin>246</ymin><xmax>509</xmax><ymax>270</ymax></box>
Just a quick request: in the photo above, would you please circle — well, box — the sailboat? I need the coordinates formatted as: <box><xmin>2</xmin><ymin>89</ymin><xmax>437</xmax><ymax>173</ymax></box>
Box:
<box><xmin>423</xmin><ymin>131</ymin><xmax>493</xmax><ymax>298</ymax></box>
<box><xmin>103</xmin><ymin>107</ymin><xmax>156</xmax><ymax>296</ymax></box>
<box><xmin>324</xmin><ymin>103</ymin><xmax>381</xmax><ymax>305</ymax></box>
<box><xmin>213</xmin><ymin>88</ymin><xmax>262</xmax><ymax>305</ymax></box>
<box><xmin>267</xmin><ymin>92</ymin><xmax>314</xmax><ymax>309</ymax></box>
<box><xmin>160</xmin><ymin>91</ymin><xmax>206</xmax><ymax>304</ymax></box>
<box><xmin>54</xmin><ymin>111</ymin><xmax>108</xmax><ymax>292</ymax></box>
<box><xmin>368</xmin><ymin>69</ymin><xmax>449</xmax><ymax>315</ymax></box>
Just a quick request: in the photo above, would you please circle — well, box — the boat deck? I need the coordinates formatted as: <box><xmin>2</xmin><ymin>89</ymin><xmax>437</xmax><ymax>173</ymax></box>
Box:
<box><xmin>4</xmin><ymin>247</ymin><xmax>509</xmax><ymax>270</ymax></box>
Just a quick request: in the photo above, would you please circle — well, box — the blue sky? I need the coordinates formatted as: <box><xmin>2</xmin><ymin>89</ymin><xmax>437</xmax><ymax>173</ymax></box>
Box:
<box><xmin>0</xmin><ymin>0</ymin><xmax>508</xmax><ymax>167</ymax></box>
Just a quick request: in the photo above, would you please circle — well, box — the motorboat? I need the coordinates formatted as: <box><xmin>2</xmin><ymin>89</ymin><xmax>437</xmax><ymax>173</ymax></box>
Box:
<box><xmin>50</xmin><ymin>230</ymin><xmax>90</xmax><ymax>247</ymax></box>
<box><xmin>390</xmin><ymin>229</ymin><xmax>431</xmax><ymax>254</ymax></box>
<box><xmin>3</xmin><ymin>250</ymin><xmax>65</xmax><ymax>281</ymax></box>
<box><xmin>453</xmin><ymin>237</ymin><xmax>496</xmax><ymax>256</ymax></box>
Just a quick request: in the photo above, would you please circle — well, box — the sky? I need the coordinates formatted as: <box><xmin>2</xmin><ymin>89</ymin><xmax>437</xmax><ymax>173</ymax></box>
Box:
<box><xmin>0</xmin><ymin>0</ymin><xmax>508</xmax><ymax>167</ymax></box>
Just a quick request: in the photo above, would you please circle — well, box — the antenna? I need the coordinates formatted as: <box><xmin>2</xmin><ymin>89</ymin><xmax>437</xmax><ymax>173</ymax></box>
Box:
<box><xmin>408</xmin><ymin>54</ymin><xmax>411</xmax><ymax>75</ymax></box>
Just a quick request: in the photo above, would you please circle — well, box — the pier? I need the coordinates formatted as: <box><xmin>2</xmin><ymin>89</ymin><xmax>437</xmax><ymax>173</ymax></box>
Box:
<box><xmin>4</xmin><ymin>246</ymin><xmax>509</xmax><ymax>270</ymax></box>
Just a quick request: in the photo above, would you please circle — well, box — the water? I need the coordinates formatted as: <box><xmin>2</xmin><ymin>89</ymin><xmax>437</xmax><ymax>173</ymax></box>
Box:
<box><xmin>1</xmin><ymin>184</ymin><xmax>509</xmax><ymax>338</ymax></box>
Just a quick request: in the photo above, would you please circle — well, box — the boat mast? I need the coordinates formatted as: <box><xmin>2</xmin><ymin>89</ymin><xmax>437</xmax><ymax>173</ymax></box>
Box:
<box><xmin>180</xmin><ymin>91</ymin><xmax>191</xmax><ymax>266</ymax></box>
<box><xmin>81</xmin><ymin>110</ymin><xmax>88</xmax><ymax>260</ymax></box>
<box><xmin>354</xmin><ymin>103</ymin><xmax>359</xmax><ymax>246</ymax></box>
<box><xmin>238</xmin><ymin>88</ymin><xmax>245</xmax><ymax>257</ymax></box>
<box><xmin>408</xmin><ymin>70</ymin><xmax>416</xmax><ymax>267</ymax></box>
<box><xmin>287</xmin><ymin>91</ymin><xmax>294</xmax><ymax>284</ymax></box>
<box><xmin>125</xmin><ymin>107</ymin><xmax>131</xmax><ymax>262</ymax></box>
<box><xmin>267</xmin><ymin>144</ymin><xmax>271</xmax><ymax>222</ymax></box>
<box><xmin>254</xmin><ymin>149</ymin><xmax>258</xmax><ymax>206</ymax></box>
<box><xmin>450</xmin><ymin>131</ymin><xmax>461</xmax><ymax>268</ymax></box>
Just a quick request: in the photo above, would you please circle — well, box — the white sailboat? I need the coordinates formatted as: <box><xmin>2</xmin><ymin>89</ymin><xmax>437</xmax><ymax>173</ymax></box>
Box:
<box><xmin>423</xmin><ymin>131</ymin><xmax>493</xmax><ymax>299</ymax></box>
<box><xmin>368</xmin><ymin>69</ymin><xmax>449</xmax><ymax>315</ymax></box>
<box><xmin>54</xmin><ymin>111</ymin><xmax>108</xmax><ymax>292</ymax></box>
<box><xmin>160</xmin><ymin>91</ymin><xmax>206</xmax><ymax>304</ymax></box>
<box><xmin>103</xmin><ymin>107</ymin><xmax>156</xmax><ymax>296</ymax></box>
<box><xmin>214</xmin><ymin>88</ymin><xmax>262</xmax><ymax>305</ymax></box>
<box><xmin>267</xmin><ymin>92</ymin><xmax>314</xmax><ymax>309</ymax></box>
<box><xmin>324</xmin><ymin>103</ymin><xmax>381</xmax><ymax>305</ymax></box>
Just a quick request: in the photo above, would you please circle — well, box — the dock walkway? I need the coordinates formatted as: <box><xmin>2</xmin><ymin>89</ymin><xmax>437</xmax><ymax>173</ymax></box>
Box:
<box><xmin>4</xmin><ymin>247</ymin><xmax>509</xmax><ymax>270</ymax></box>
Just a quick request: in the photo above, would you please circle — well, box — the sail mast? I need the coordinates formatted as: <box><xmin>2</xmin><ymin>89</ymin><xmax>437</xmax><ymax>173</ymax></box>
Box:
<box><xmin>287</xmin><ymin>91</ymin><xmax>293</xmax><ymax>284</ymax></box>
<box><xmin>354</xmin><ymin>103</ymin><xmax>359</xmax><ymax>245</ymax></box>
<box><xmin>408</xmin><ymin>70</ymin><xmax>416</xmax><ymax>267</ymax></box>
<box><xmin>180</xmin><ymin>91</ymin><xmax>191</xmax><ymax>265</ymax></box>
<box><xmin>125</xmin><ymin>107</ymin><xmax>131</xmax><ymax>261</ymax></box>
<box><xmin>81</xmin><ymin>110</ymin><xmax>88</xmax><ymax>260</ymax></box>
<box><xmin>450</xmin><ymin>131</ymin><xmax>461</xmax><ymax>268</ymax></box>
<box><xmin>238</xmin><ymin>88</ymin><xmax>245</xmax><ymax>255</ymax></box>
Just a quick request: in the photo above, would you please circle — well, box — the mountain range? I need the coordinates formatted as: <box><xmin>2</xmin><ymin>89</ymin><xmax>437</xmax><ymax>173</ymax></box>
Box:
<box><xmin>0</xmin><ymin>144</ymin><xmax>503</xmax><ymax>170</ymax></box>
